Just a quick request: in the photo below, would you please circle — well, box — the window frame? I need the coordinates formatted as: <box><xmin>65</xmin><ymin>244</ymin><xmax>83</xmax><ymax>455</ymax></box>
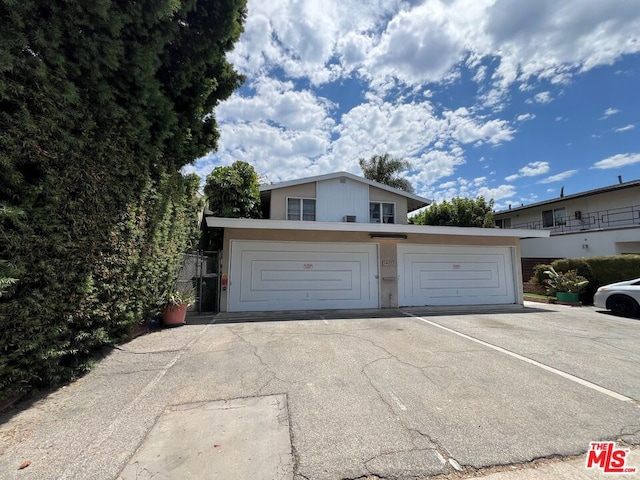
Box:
<box><xmin>286</xmin><ymin>197</ymin><xmax>316</xmax><ymax>221</ymax></box>
<box><xmin>542</xmin><ymin>207</ymin><xmax>566</xmax><ymax>228</ymax></box>
<box><xmin>495</xmin><ymin>217</ymin><xmax>512</xmax><ymax>229</ymax></box>
<box><xmin>369</xmin><ymin>201</ymin><xmax>396</xmax><ymax>224</ymax></box>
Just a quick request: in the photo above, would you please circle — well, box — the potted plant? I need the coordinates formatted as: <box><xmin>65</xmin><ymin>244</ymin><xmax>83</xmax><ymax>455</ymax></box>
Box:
<box><xmin>544</xmin><ymin>267</ymin><xmax>589</xmax><ymax>302</ymax></box>
<box><xmin>162</xmin><ymin>289</ymin><xmax>195</xmax><ymax>327</ymax></box>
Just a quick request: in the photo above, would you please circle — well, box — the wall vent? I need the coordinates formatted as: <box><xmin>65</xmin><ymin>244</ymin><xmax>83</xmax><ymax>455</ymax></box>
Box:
<box><xmin>343</xmin><ymin>215</ymin><xmax>356</xmax><ymax>222</ymax></box>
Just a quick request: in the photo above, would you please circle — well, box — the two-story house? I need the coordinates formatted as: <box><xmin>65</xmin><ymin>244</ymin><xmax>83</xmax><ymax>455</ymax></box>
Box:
<box><xmin>206</xmin><ymin>172</ymin><xmax>547</xmax><ymax>312</ymax></box>
<box><xmin>494</xmin><ymin>178</ymin><xmax>640</xmax><ymax>281</ymax></box>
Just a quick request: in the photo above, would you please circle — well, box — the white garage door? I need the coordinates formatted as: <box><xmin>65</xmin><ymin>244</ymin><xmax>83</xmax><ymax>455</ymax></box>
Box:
<box><xmin>228</xmin><ymin>241</ymin><xmax>379</xmax><ymax>312</ymax></box>
<box><xmin>398</xmin><ymin>245</ymin><xmax>516</xmax><ymax>306</ymax></box>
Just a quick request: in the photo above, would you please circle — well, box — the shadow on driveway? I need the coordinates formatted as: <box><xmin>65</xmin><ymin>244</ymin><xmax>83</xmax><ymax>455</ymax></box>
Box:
<box><xmin>209</xmin><ymin>304</ymin><xmax>549</xmax><ymax>324</ymax></box>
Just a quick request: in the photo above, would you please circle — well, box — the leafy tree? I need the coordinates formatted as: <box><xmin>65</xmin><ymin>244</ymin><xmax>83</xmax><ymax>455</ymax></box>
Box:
<box><xmin>358</xmin><ymin>154</ymin><xmax>414</xmax><ymax>192</ymax></box>
<box><xmin>204</xmin><ymin>161</ymin><xmax>261</xmax><ymax>218</ymax></box>
<box><xmin>410</xmin><ymin>197</ymin><xmax>495</xmax><ymax>227</ymax></box>
<box><xmin>0</xmin><ymin>0</ymin><xmax>246</xmax><ymax>402</ymax></box>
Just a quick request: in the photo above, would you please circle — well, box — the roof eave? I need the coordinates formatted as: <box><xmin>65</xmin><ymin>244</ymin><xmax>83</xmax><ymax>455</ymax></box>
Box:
<box><xmin>260</xmin><ymin>171</ymin><xmax>432</xmax><ymax>206</ymax></box>
<box><xmin>204</xmin><ymin>216</ymin><xmax>550</xmax><ymax>239</ymax></box>
<box><xmin>495</xmin><ymin>179</ymin><xmax>640</xmax><ymax>215</ymax></box>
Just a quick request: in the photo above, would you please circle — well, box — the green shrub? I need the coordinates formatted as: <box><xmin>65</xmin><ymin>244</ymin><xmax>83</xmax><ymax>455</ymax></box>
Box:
<box><xmin>542</xmin><ymin>267</ymin><xmax>589</xmax><ymax>295</ymax></box>
<box><xmin>530</xmin><ymin>264</ymin><xmax>553</xmax><ymax>285</ymax></box>
<box><xmin>586</xmin><ymin>255</ymin><xmax>640</xmax><ymax>286</ymax></box>
<box><xmin>530</xmin><ymin>255</ymin><xmax>640</xmax><ymax>304</ymax></box>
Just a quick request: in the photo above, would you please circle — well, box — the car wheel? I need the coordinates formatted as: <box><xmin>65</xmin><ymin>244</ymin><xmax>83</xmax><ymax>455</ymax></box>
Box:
<box><xmin>608</xmin><ymin>295</ymin><xmax>639</xmax><ymax>317</ymax></box>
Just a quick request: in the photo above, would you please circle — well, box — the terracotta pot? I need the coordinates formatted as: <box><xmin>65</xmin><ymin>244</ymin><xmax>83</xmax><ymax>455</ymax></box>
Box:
<box><xmin>163</xmin><ymin>304</ymin><xmax>188</xmax><ymax>327</ymax></box>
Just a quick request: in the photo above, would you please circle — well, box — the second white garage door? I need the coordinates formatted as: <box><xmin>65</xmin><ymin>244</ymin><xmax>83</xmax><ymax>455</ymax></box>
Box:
<box><xmin>228</xmin><ymin>241</ymin><xmax>379</xmax><ymax>312</ymax></box>
<box><xmin>398</xmin><ymin>244</ymin><xmax>516</xmax><ymax>306</ymax></box>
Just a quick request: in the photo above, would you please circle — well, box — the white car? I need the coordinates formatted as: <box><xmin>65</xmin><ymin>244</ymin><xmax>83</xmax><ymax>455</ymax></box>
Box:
<box><xmin>593</xmin><ymin>278</ymin><xmax>640</xmax><ymax>317</ymax></box>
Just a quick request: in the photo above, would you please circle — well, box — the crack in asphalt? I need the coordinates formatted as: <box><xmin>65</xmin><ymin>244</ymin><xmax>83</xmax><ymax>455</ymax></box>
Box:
<box><xmin>338</xmin><ymin>475</ymin><xmax>385</xmax><ymax>480</ymax></box>
<box><xmin>227</xmin><ymin>326</ymin><xmax>441</xmax><ymax>478</ymax></box>
<box><xmin>358</xmin><ymin>356</ymin><xmax>462</xmax><ymax>478</ymax></box>
<box><xmin>226</xmin><ymin>328</ymin><xmax>292</xmax><ymax>396</ymax></box>
<box><xmin>220</xmin><ymin>322</ymin><xmax>640</xmax><ymax>480</ymax></box>
<box><xmin>229</xmin><ymin>325</ymin><xmax>467</xmax><ymax>479</ymax></box>
<box><xmin>619</xmin><ymin>424</ymin><xmax>640</xmax><ymax>439</ymax></box>
<box><xmin>267</xmin><ymin>328</ymin><xmax>449</xmax><ymax>386</ymax></box>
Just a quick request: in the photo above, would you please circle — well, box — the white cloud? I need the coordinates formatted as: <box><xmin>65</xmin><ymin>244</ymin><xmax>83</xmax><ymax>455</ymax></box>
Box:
<box><xmin>407</xmin><ymin>150</ymin><xmax>467</xmax><ymax>196</ymax></box>
<box><xmin>516</xmin><ymin>113</ymin><xmax>536</xmax><ymax>122</ymax></box>
<box><xmin>520</xmin><ymin>161</ymin><xmax>550</xmax><ymax>176</ymax></box>
<box><xmin>600</xmin><ymin>107</ymin><xmax>620</xmax><ymax>119</ymax></box>
<box><xmin>231</xmin><ymin>0</ymin><xmax>640</xmax><ymax>93</ymax></box>
<box><xmin>218</xmin><ymin>78</ymin><xmax>334</xmax><ymax>131</ymax></box>
<box><xmin>438</xmin><ymin>180</ymin><xmax>458</xmax><ymax>189</ymax></box>
<box><xmin>444</xmin><ymin>108</ymin><xmax>515</xmax><ymax>145</ymax></box>
<box><xmin>591</xmin><ymin>153</ymin><xmax>640</xmax><ymax>170</ymax></box>
<box><xmin>614</xmin><ymin>124</ymin><xmax>635</xmax><ymax>133</ymax></box>
<box><xmin>505</xmin><ymin>161</ymin><xmax>550</xmax><ymax>181</ymax></box>
<box><xmin>526</xmin><ymin>91</ymin><xmax>553</xmax><ymax>104</ymax></box>
<box><xmin>537</xmin><ymin>169</ymin><xmax>579</xmax><ymax>184</ymax></box>
<box><xmin>197</xmin><ymin>0</ymin><xmax>640</xmax><ymax>195</ymax></box>
<box><xmin>426</xmin><ymin>176</ymin><xmax>516</xmax><ymax>204</ymax></box>
<box><xmin>486</xmin><ymin>1</ymin><xmax>640</xmax><ymax>86</ymax></box>
<box><xmin>477</xmin><ymin>184</ymin><xmax>516</xmax><ymax>201</ymax></box>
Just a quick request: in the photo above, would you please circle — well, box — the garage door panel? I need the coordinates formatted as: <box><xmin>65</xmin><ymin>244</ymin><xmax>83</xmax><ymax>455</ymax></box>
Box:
<box><xmin>417</xmin><ymin>261</ymin><xmax>502</xmax><ymax>288</ymax></box>
<box><xmin>399</xmin><ymin>245</ymin><xmax>515</xmax><ymax>306</ymax></box>
<box><xmin>230</xmin><ymin>241</ymin><xmax>378</xmax><ymax>311</ymax></box>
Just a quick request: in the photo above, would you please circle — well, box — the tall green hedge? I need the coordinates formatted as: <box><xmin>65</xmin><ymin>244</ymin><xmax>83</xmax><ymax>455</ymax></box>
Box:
<box><xmin>0</xmin><ymin>0</ymin><xmax>245</xmax><ymax>402</ymax></box>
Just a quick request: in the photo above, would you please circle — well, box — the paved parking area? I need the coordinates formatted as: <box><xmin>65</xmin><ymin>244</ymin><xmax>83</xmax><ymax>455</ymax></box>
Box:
<box><xmin>1</xmin><ymin>302</ymin><xmax>639</xmax><ymax>479</ymax></box>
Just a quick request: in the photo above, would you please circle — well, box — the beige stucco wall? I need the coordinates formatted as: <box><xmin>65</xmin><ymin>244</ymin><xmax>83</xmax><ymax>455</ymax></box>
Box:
<box><xmin>269</xmin><ymin>182</ymin><xmax>317</xmax><ymax>220</ymax></box>
<box><xmin>219</xmin><ymin>228</ymin><xmax>521</xmax><ymax>311</ymax></box>
<box><xmin>368</xmin><ymin>186</ymin><xmax>409</xmax><ymax>224</ymax></box>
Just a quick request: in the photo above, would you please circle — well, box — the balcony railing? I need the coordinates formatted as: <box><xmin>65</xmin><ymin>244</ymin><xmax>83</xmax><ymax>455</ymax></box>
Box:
<box><xmin>505</xmin><ymin>204</ymin><xmax>640</xmax><ymax>234</ymax></box>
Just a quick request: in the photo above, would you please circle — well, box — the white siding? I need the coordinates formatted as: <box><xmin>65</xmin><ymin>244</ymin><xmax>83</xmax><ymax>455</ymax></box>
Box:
<box><xmin>520</xmin><ymin>227</ymin><xmax>640</xmax><ymax>258</ymax></box>
<box><xmin>316</xmin><ymin>177</ymin><xmax>369</xmax><ymax>223</ymax></box>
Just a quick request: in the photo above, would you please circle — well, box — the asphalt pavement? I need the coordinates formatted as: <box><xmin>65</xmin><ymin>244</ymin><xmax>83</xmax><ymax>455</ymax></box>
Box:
<box><xmin>1</xmin><ymin>302</ymin><xmax>639</xmax><ymax>480</ymax></box>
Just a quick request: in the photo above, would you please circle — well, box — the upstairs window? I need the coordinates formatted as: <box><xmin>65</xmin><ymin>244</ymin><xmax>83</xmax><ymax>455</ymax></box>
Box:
<box><xmin>287</xmin><ymin>198</ymin><xmax>316</xmax><ymax>221</ymax></box>
<box><xmin>370</xmin><ymin>202</ymin><xmax>395</xmax><ymax>224</ymax></box>
<box><xmin>495</xmin><ymin>218</ymin><xmax>512</xmax><ymax>229</ymax></box>
<box><xmin>542</xmin><ymin>207</ymin><xmax>566</xmax><ymax>228</ymax></box>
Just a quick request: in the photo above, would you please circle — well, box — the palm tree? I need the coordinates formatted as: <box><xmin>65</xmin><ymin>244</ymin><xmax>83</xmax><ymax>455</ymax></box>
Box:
<box><xmin>358</xmin><ymin>154</ymin><xmax>414</xmax><ymax>192</ymax></box>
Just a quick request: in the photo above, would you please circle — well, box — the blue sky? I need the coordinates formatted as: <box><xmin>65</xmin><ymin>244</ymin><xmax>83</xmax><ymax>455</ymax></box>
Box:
<box><xmin>188</xmin><ymin>0</ymin><xmax>640</xmax><ymax>211</ymax></box>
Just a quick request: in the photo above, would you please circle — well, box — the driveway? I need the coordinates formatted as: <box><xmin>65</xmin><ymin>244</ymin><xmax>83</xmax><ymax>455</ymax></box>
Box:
<box><xmin>1</xmin><ymin>303</ymin><xmax>639</xmax><ymax>479</ymax></box>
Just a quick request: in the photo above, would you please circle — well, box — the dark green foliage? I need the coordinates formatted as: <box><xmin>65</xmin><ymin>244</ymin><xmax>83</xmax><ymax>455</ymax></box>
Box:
<box><xmin>530</xmin><ymin>264</ymin><xmax>554</xmax><ymax>285</ymax></box>
<box><xmin>0</xmin><ymin>0</ymin><xmax>245</xmax><ymax>402</ymax></box>
<box><xmin>530</xmin><ymin>255</ymin><xmax>640</xmax><ymax>303</ymax></box>
<box><xmin>541</xmin><ymin>267</ymin><xmax>589</xmax><ymax>295</ymax></box>
<box><xmin>578</xmin><ymin>255</ymin><xmax>640</xmax><ymax>286</ymax></box>
<box><xmin>547</xmin><ymin>258</ymin><xmax>594</xmax><ymax>291</ymax></box>
<box><xmin>411</xmin><ymin>197</ymin><xmax>495</xmax><ymax>227</ymax></box>
<box><xmin>204</xmin><ymin>161</ymin><xmax>261</xmax><ymax>218</ymax></box>
<box><xmin>358</xmin><ymin>154</ymin><xmax>414</xmax><ymax>192</ymax></box>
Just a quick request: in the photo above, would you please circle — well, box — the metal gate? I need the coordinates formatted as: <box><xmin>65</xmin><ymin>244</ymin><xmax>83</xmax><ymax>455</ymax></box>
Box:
<box><xmin>176</xmin><ymin>250</ymin><xmax>220</xmax><ymax>312</ymax></box>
